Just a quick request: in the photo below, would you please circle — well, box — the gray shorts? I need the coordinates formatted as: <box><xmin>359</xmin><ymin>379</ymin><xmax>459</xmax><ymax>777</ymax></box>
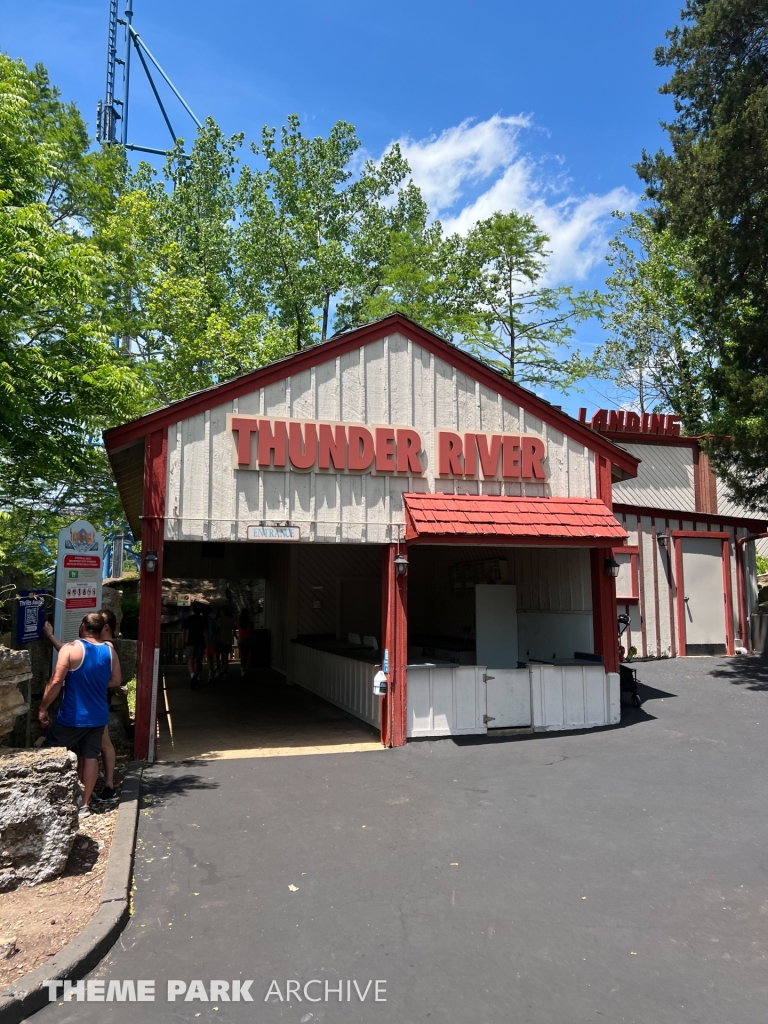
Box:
<box><xmin>44</xmin><ymin>722</ymin><xmax>104</xmax><ymax>760</ymax></box>
<box><xmin>184</xmin><ymin>645</ymin><xmax>203</xmax><ymax>661</ymax></box>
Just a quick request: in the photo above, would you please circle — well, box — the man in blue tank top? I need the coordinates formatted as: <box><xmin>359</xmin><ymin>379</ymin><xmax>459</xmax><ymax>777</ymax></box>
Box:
<box><xmin>39</xmin><ymin>611</ymin><xmax>121</xmax><ymax>816</ymax></box>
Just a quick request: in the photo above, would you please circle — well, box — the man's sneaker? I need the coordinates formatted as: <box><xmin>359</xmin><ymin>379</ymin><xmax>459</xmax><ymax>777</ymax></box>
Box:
<box><xmin>96</xmin><ymin>786</ymin><xmax>117</xmax><ymax>803</ymax></box>
<box><xmin>78</xmin><ymin>805</ymin><xmax>92</xmax><ymax>819</ymax></box>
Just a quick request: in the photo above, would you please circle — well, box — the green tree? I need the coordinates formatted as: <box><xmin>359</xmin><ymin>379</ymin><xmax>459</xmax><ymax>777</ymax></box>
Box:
<box><xmin>637</xmin><ymin>0</ymin><xmax>768</xmax><ymax>512</ymax></box>
<box><xmin>0</xmin><ymin>54</ymin><xmax>146</xmax><ymax>554</ymax></box>
<box><xmin>236</xmin><ymin>116</ymin><xmax>410</xmax><ymax>349</ymax></box>
<box><xmin>459</xmin><ymin>212</ymin><xmax>604</xmax><ymax>390</ymax></box>
<box><xmin>602</xmin><ymin>212</ymin><xmax>714</xmax><ymax>422</ymax></box>
<box><xmin>335</xmin><ymin>183</ymin><xmax>472</xmax><ymax>338</ymax></box>
<box><xmin>100</xmin><ymin>121</ymin><xmax>295</xmax><ymax>405</ymax></box>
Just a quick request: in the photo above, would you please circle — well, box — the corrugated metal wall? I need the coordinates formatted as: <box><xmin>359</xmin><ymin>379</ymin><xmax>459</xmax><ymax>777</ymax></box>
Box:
<box><xmin>716</xmin><ymin>479</ymin><xmax>768</xmax><ymax>558</ymax></box>
<box><xmin>164</xmin><ymin>333</ymin><xmax>597</xmax><ymax>543</ymax></box>
<box><xmin>612</xmin><ymin>443</ymin><xmax>696</xmax><ymax>512</ymax></box>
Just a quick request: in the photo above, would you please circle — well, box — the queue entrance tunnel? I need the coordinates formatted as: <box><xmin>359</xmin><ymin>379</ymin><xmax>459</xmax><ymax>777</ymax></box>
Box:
<box><xmin>155</xmin><ymin>540</ymin><xmax>384</xmax><ymax>760</ymax></box>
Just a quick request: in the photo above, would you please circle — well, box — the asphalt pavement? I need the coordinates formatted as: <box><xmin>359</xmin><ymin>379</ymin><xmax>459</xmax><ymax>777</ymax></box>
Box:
<box><xmin>34</xmin><ymin>655</ymin><xmax>768</xmax><ymax>1024</ymax></box>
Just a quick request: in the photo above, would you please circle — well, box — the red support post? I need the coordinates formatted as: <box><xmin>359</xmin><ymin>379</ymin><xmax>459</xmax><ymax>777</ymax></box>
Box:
<box><xmin>380</xmin><ymin>543</ymin><xmax>408</xmax><ymax>747</ymax></box>
<box><xmin>591</xmin><ymin>457</ymin><xmax>619</xmax><ymax>672</ymax></box>
<box><xmin>134</xmin><ymin>427</ymin><xmax>168</xmax><ymax>761</ymax></box>
<box><xmin>591</xmin><ymin>547</ymin><xmax>619</xmax><ymax>673</ymax></box>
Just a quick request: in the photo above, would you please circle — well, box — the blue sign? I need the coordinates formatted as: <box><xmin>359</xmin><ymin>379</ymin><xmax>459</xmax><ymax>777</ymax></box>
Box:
<box><xmin>16</xmin><ymin>592</ymin><xmax>46</xmax><ymax>644</ymax></box>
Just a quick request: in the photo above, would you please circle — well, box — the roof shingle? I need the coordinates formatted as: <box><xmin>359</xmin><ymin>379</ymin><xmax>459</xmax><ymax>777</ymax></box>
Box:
<box><xmin>404</xmin><ymin>494</ymin><xmax>627</xmax><ymax>545</ymax></box>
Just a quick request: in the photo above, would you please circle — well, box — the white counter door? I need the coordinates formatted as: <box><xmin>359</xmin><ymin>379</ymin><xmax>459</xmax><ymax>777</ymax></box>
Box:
<box><xmin>486</xmin><ymin>668</ymin><xmax>531</xmax><ymax>728</ymax></box>
<box><xmin>476</xmin><ymin>584</ymin><xmax>518</xmax><ymax>668</ymax></box>
<box><xmin>680</xmin><ymin>537</ymin><xmax>726</xmax><ymax>650</ymax></box>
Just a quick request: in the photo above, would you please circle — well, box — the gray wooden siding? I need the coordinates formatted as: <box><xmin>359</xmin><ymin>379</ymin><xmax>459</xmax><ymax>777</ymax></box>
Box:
<box><xmin>164</xmin><ymin>333</ymin><xmax>597</xmax><ymax>542</ymax></box>
<box><xmin>716</xmin><ymin>478</ymin><xmax>768</xmax><ymax>557</ymax></box>
<box><xmin>612</xmin><ymin>443</ymin><xmax>696</xmax><ymax>512</ymax></box>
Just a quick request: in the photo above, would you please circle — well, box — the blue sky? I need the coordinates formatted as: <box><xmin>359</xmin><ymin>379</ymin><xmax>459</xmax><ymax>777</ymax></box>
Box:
<box><xmin>2</xmin><ymin>0</ymin><xmax>682</xmax><ymax>414</ymax></box>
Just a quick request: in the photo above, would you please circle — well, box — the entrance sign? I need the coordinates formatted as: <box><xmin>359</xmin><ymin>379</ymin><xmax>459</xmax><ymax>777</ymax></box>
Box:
<box><xmin>229</xmin><ymin>416</ymin><xmax>549</xmax><ymax>482</ymax></box>
<box><xmin>247</xmin><ymin>525</ymin><xmax>301</xmax><ymax>541</ymax></box>
<box><xmin>15</xmin><ymin>591</ymin><xmax>46</xmax><ymax>644</ymax></box>
<box><xmin>54</xmin><ymin>521</ymin><xmax>103</xmax><ymax>646</ymax></box>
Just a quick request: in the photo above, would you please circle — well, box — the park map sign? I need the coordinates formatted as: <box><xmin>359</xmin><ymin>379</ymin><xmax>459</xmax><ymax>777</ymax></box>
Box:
<box><xmin>53</xmin><ymin>521</ymin><xmax>104</xmax><ymax>646</ymax></box>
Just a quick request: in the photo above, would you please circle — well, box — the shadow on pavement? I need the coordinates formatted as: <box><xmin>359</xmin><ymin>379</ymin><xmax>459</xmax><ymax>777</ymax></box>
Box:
<box><xmin>636</xmin><ymin>680</ymin><xmax>677</xmax><ymax>701</ymax></box>
<box><xmin>141</xmin><ymin>770</ymin><xmax>220</xmax><ymax>807</ymax></box>
<box><xmin>708</xmin><ymin>654</ymin><xmax>768</xmax><ymax>691</ymax></box>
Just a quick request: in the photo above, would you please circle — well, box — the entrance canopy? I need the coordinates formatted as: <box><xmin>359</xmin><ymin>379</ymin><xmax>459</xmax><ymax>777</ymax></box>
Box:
<box><xmin>404</xmin><ymin>494</ymin><xmax>629</xmax><ymax>545</ymax></box>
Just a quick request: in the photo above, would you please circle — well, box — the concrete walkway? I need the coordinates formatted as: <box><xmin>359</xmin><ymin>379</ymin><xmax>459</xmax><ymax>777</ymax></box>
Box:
<box><xmin>37</xmin><ymin>656</ymin><xmax>768</xmax><ymax>1023</ymax></box>
<box><xmin>156</xmin><ymin>666</ymin><xmax>381</xmax><ymax>760</ymax></box>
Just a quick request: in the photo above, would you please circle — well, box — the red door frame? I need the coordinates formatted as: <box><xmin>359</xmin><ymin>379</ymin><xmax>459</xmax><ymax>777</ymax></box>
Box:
<box><xmin>671</xmin><ymin>530</ymin><xmax>734</xmax><ymax>657</ymax></box>
<box><xmin>381</xmin><ymin>543</ymin><xmax>408</xmax><ymax>747</ymax></box>
<box><xmin>134</xmin><ymin>428</ymin><xmax>168</xmax><ymax>761</ymax></box>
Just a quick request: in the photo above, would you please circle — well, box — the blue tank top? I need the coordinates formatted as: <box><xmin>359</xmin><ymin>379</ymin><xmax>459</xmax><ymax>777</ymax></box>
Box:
<box><xmin>58</xmin><ymin>640</ymin><xmax>112</xmax><ymax>729</ymax></box>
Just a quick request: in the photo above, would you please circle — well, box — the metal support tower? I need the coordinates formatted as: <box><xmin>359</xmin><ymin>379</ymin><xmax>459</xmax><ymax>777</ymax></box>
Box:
<box><xmin>96</xmin><ymin>0</ymin><xmax>201</xmax><ymax>156</ymax></box>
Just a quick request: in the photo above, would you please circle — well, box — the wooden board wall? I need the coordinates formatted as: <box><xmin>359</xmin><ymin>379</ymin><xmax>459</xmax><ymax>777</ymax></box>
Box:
<box><xmin>164</xmin><ymin>333</ymin><xmax>598</xmax><ymax>544</ymax></box>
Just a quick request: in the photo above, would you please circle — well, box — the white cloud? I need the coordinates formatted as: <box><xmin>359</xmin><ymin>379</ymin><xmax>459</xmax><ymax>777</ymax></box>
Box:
<box><xmin>392</xmin><ymin>115</ymin><xmax>638</xmax><ymax>285</ymax></box>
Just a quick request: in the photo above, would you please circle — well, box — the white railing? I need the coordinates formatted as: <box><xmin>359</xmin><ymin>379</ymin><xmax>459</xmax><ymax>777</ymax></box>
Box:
<box><xmin>290</xmin><ymin>643</ymin><xmax>381</xmax><ymax>731</ymax></box>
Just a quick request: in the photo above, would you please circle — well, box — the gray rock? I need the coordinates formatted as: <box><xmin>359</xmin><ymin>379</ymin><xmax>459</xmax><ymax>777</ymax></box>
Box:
<box><xmin>111</xmin><ymin>638</ymin><xmax>136</xmax><ymax>684</ymax></box>
<box><xmin>107</xmin><ymin>710</ymin><xmax>127</xmax><ymax>747</ymax></box>
<box><xmin>0</xmin><ymin>647</ymin><xmax>32</xmax><ymax>742</ymax></box>
<box><xmin>0</xmin><ymin>937</ymin><xmax>17</xmax><ymax>960</ymax></box>
<box><xmin>101</xmin><ymin>587</ymin><xmax>123</xmax><ymax>636</ymax></box>
<box><xmin>0</xmin><ymin>749</ymin><xmax>80</xmax><ymax>891</ymax></box>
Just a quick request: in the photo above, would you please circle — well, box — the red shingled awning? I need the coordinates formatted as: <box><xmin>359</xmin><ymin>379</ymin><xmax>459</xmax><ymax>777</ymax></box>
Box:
<box><xmin>403</xmin><ymin>494</ymin><xmax>628</xmax><ymax>546</ymax></box>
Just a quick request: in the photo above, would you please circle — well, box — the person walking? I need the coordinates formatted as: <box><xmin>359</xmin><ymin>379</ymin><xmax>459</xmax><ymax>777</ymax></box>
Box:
<box><xmin>38</xmin><ymin>612</ymin><xmax>121</xmax><ymax>817</ymax></box>
<box><xmin>216</xmin><ymin>605</ymin><xmax>235</xmax><ymax>678</ymax></box>
<box><xmin>182</xmin><ymin>601</ymin><xmax>206</xmax><ymax>689</ymax></box>
<box><xmin>205</xmin><ymin>604</ymin><xmax>219</xmax><ymax>680</ymax></box>
<box><xmin>43</xmin><ymin>607</ymin><xmax>122</xmax><ymax>802</ymax></box>
<box><xmin>236</xmin><ymin>608</ymin><xmax>253</xmax><ymax>678</ymax></box>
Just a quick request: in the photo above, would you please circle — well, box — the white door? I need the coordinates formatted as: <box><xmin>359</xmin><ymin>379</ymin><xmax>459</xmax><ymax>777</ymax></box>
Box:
<box><xmin>476</xmin><ymin>585</ymin><xmax>528</xmax><ymax>728</ymax></box>
<box><xmin>680</xmin><ymin>537</ymin><xmax>727</xmax><ymax>653</ymax></box>
<box><xmin>485</xmin><ymin>668</ymin><xmax>532</xmax><ymax>727</ymax></box>
<box><xmin>476</xmin><ymin>584</ymin><xmax>518</xmax><ymax>667</ymax></box>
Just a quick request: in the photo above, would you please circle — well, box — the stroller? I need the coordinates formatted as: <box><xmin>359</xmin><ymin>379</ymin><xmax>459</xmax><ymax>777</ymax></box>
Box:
<box><xmin>617</xmin><ymin>613</ymin><xmax>641</xmax><ymax>708</ymax></box>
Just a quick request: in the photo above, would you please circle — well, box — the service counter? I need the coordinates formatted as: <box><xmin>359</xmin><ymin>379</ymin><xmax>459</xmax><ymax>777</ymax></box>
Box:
<box><xmin>289</xmin><ymin>636</ymin><xmax>620</xmax><ymax>742</ymax></box>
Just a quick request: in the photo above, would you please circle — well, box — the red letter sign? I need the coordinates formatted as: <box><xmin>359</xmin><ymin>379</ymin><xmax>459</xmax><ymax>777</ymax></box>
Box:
<box><xmin>289</xmin><ymin>422</ymin><xmax>317</xmax><ymax>470</ymax></box>
<box><xmin>438</xmin><ymin>432</ymin><xmax>464</xmax><ymax>475</ymax></box>
<box><xmin>396</xmin><ymin>429</ymin><xmax>423</xmax><ymax>473</ymax></box>
<box><xmin>258</xmin><ymin>419</ymin><xmax>287</xmax><ymax>468</ymax></box>
<box><xmin>521</xmin><ymin>436</ymin><xmax>546</xmax><ymax>479</ymax></box>
<box><xmin>348</xmin><ymin>426</ymin><xmax>375</xmax><ymax>471</ymax></box>
<box><xmin>231</xmin><ymin>417</ymin><xmax>258</xmax><ymax>465</ymax></box>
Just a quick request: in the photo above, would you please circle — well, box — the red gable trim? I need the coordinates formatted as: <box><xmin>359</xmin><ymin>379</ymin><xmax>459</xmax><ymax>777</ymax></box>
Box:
<box><xmin>613</xmin><ymin>502</ymin><xmax>768</xmax><ymax>531</ymax></box>
<box><xmin>404</xmin><ymin>493</ymin><xmax>629</xmax><ymax>546</ymax></box>
<box><xmin>103</xmin><ymin>314</ymin><xmax>638</xmax><ymax>476</ymax></box>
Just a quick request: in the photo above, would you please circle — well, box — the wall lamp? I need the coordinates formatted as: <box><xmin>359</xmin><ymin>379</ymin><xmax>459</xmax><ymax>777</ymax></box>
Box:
<box><xmin>603</xmin><ymin>557</ymin><xmax>620</xmax><ymax>579</ymax></box>
<box><xmin>657</xmin><ymin>533</ymin><xmax>671</xmax><ymax>548</ymax></box>
<box><xmin>394</xmin><ymin>553</ymin><xmax>409</xmax><ymax>577</ymax></box>
<box><xmin>144</xmin><ymin>549</ymin><xmax>159</xmax><ymax>573</ymax></box>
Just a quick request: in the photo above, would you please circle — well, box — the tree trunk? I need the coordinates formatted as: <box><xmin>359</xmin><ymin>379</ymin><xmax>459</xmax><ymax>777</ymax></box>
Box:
<box><xmin>321</xmin><ymin>293</ymin><xmax>330</xmax><ymax>343</ymax></box>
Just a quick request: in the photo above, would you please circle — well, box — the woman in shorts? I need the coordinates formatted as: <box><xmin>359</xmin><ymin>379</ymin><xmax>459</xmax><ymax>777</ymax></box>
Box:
<box><xmin>43</xmin><ymin>608</ymin><xmax>120</xmax><ymax>802</ymax></box>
